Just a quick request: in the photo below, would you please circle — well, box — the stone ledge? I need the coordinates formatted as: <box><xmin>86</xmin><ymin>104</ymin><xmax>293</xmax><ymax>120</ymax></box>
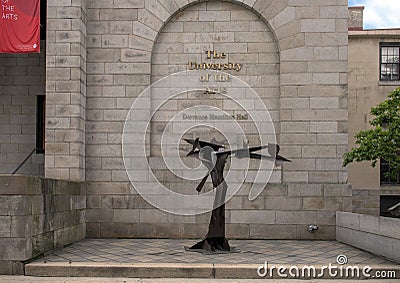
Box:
<box><xmin>336</xmin><ymin>212</ymin><xmax>400</xmax><ymax>263</ymax></box>
<box><xmin>26</xmin><ymin>262</ymin><xmax>214</xmax><ymax>278</ymax></box>
<box><xmin>337</xmin><ymin>211</ymin><xmax>400</xmax><ymax>240</ymax></box>
<box><xmin>25</xmin><ymin>262</ymin><xmax>400</xmax><ymax>279</ymax></box>
<box><xmin>0</xmin><ymin>175</ymin><xmax>82</xmax><ymax>195</ymax></box>
<box><xmin>0</xmin><ymin>175</ymin><xmax>86</xmax><ymax>274</ymax></box>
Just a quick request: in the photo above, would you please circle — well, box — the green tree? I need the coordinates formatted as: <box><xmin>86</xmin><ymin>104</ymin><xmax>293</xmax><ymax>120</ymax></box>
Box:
<box><xmin>343</xmin><ymin>87</ymin><xmax>400</xmax><ymax>179</ymax></box>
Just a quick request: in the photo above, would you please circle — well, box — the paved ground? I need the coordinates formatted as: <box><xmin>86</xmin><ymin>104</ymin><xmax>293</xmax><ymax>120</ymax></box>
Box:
<box><xmin>34</xmin><ymin>239</ymin><xmax>393</xmax><ymax>266</ymax></box>
<box><xmin>23</xmin><ymin>240</ymin><xmax>399</xmax><ymax>280</ymax></box>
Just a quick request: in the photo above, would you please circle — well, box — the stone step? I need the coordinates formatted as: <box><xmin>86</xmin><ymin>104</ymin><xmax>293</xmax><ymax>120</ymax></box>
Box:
<box><xmin>24</xmin><ymin>262</ymin><xmax>400</xmax><ymax>279</ymax></box>
<box><xmin>24</xmin><ymin>262</ymin><xmax>236</xmax><ymax>278</ymax></box>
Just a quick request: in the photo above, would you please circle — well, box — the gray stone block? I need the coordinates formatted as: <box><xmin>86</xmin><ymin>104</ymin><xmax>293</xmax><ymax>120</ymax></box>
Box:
<box><xmin>263</xmin><ymin>184</ymin><xmax>288</xmax><ymax>196</ymax></box>
<box><xmin>226</xmin><ymin>224</ymin><xmax>250</xmax><ymax>238</ymax></box>
<box><xmin>336</xmin><ymin>226</ymin><xmax>352</xmax><ymax>244</ymax></box>
<box><xmin>288</xmin><ymin>184</ymin><xmax>322</xmax><ymax>196</ymax></box>
<box><xmin>0</xmin><ymin>238</ymin><xmax>28</xmax><ymax>261</ymax></box>
<box><xmin>379</xmin><ymin>217</ymin><xmax>400</xmax><ymax>240</ymax></box>
<box><xmin>309</xmin><ymin>172</ymin><xmax>339</xmax><ymax>184</ymax></box>
<box><xmin>336</xmin><ymin>211</ymin><xmax>360</xmax><ymax>229</ymax></box>
<box><xmin>0</xmin><ymin>216</ymin><xmax>11</xmax><ymax>237</ymax></box>
<box><xmin>265</xmin><ymin>196</ymin><xmax>302</xmax><ymax>210</ymax></box>
<box><xmin>242</xmin><ymin>196</ymin><xmax>264</xmax><ymax>209</ymax></box>
<box><xmin>88</xmin><ymin>49</ymin><xmax>120</xmax><ymax>63</ymax></box>
<box><xmin>359</xmin><ymin>214</ymin><xmax>380</xmax><ymax>234</ymax></box>
<box><xmin>282</xmin><ymin>171</ymin><xmax>309</xmax><ymax>183</ymax></box>
<box><xmin>276</xmin><ymin>210</ymin><xmax>318</xmax><ymax>225</ymax></box>
<box><xmin>297</xmin><ymin>224</ymin><xmax>335</xmax><ymax>240</ymax></box>
<box><xmin>0</xmin><ymin>176</ymin><xmax>28</xmax><ymax>195</ymax></box>
<box><xmin>100</xmin><ymin>9</ymin><xmax>138</xmax><ymax>21</ymax></box>
<box><xmin>139</xmin><ymin>209</ymin><xmax>168</xmax><ymax>223</ymax></box>
<box><xmin>301</xmin><ymin>19</ymin><xmax>336</xmax><ymax>32</ymax></box>
<box><xmin>0</xmin><ymin>196</ymin><xmax>27</xmax><ymax>216</ymax></box>
<box><xmin>145</xmin><ymin>0</ymin><xmax>171</xmax><ymax>22</ymax></box>
<box><xmin>121</xmin><ymin>49</ymin><xmax>151</xmax><ymax>63</ymax></box>
<box><xmin>317</xmin><ymin>210</ymin><xmax>336</xmax><ymax>225</ymax></box>
<box><xmin>113</xmin><ymin>0</ymin><xmax>144</xmax><ymax>8</ymax></box>
<box><xmin>132</xmin><ymin>21</ymin><xmax>157</xmax><ymax>41</ymax></box>
<box><xmin>181</xmin><ymin>223</ymin><xmax>208</xmax><ymax>238</ymax></box>
<box><xmin>303</xmin><ymin>197</ymin><xmax>324</xmax><ymax>210</ymax></box>
<box><xmin>55</xmin><ymin>225</ymin><xmax>84</xmax><ymax>248</ymax></box>
<box><xmin>10</xmin><ymin>216</ymin><xmax>27</xmax><ymax>238</ymax></box>
<box><xmin>86</xmin><ymin>208</ymin><xmax>113</xmax><ymax>222</ymax></box>
<box><xmin>392</xmin><ymin>238</ymin><xmax>400</xmax><ymax>262</ymax></box>
<box><xmin>100</xmin><ymin>222</ymin><xmax>132</xmax><ymax>238</ymax></box>
<box><xmin>323</xmin><ymin>184</ymin><xmax>352</xmax><ymax>197</ymax></box>
<box><xmin>86</xmin><ymin>222</ymin><xmax>100</xmax><ymax>238</ymax></box>
<box><xmin>250</xmin><ymin>224</ymin><xmax>297</xmax><ymax>239</ymax></box>
<box><xmin>0</xmin><ymin>260</ymin><xmax>24</xmax><ymax>275</ymax></box>
<box><xmin>139</xmin><ymin>9</ymin><xmax>163</xmax><ymax>32</ymax></box>
<box><xmin>231</xmin><ymin>210</ymin><xmax>275</xmax><ymax>224</ymax></box>
<box><xmin>113</xmin><ymin>209</ymin><xmax>140</xmax><ymax>223</ymax></box>
<box><xmin>32</xmin><ymin>232</ymin><xmax>54</xmax><ymax>257</ymax></box>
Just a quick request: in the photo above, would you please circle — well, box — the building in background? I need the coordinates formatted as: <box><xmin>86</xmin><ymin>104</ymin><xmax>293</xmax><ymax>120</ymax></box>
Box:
<box><xmin>348</xmin><ymin>6</ymin><xmax>400</xmax><ymax>215</ymax></box>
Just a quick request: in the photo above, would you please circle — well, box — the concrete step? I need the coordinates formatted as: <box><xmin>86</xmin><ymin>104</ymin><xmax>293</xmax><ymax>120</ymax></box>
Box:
<box><xmin>25</xmin><ymin>262</ymin><xmax>256</xmax><ymax>278</ymax></box>
<box><xmin>24</xmin><ymin>262</ymin><xmax>400</xmax><ymax>279</ymax></box>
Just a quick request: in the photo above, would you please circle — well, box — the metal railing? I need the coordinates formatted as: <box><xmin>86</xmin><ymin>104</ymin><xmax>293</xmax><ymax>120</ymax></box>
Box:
<box><xmin>12</xmin><ymin>148</ymin><xmax>36</xmax><ymax>175</ymax></box>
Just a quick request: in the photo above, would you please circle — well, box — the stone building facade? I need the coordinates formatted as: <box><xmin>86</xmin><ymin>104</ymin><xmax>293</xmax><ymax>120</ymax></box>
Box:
<box><xmin>0</xmin><ymin>46</ymin><xmax>46</xmax><ymax>175</ymax></box>
<box><xmin>347</xmin><ymin>7</ymin><xmax>400</xmax><ymax>215</ymax></box>
<box><xmin>1</xmin><ymin>0</ymin><xmax>351</xmax><ymax>240</ymax></box>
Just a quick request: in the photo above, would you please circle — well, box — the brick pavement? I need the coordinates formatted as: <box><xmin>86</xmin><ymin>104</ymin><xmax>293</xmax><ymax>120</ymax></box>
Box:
<box><xmin>35</xmin><ymin>239</ymin><xmax>393</xmax><ymax>266</ymax></box>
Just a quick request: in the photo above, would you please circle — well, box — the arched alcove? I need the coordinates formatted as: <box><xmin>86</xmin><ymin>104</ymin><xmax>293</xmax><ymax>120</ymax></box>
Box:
<box><xmin>150</xmin><ymin>1</ymin><xmax>281</xmax><ymax>163</ymax></box>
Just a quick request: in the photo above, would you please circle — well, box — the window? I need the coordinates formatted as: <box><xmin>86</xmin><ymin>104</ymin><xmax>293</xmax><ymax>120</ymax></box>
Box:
<box><xmin>380</xmin><ymin>43</ymin><xmax>400</xmax><ymax>81</ymax></box>
<box><xmin>40</xmin><ymin>0</ymin><xmax>46</xmax><ymax>40</ymax></box>
<box><xmin>36</xmin><ymin>95</ymin><xmax>45</xmax><ymax>154</ymax></box>
<box><xmin>380</xmin><ymin>159</ymin><xmax>400</xmax><ymax>185</ymax></box>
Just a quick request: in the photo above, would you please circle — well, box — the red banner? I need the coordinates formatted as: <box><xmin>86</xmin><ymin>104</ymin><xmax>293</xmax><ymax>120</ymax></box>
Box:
<box><xmin>0</xmin><ymin>0</ymin><xmax>40</xmax><ymax>53</ymax></box>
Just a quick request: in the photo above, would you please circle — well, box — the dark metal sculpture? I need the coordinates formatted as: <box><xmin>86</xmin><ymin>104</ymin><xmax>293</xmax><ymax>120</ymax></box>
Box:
<box><xmin>184</xmin><ymin>138</ymin><xmax>291</xmax><ymax>253</ymax></box>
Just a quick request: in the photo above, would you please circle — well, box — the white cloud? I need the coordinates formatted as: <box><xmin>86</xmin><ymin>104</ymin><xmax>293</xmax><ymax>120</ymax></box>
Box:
<box><xmin>349</xmin><ymin>0</ymin><xmax>400</xmax><ymax>29</ymax></box>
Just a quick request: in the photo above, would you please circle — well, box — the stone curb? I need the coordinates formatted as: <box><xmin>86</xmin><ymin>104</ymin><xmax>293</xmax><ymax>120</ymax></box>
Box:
<box><xmin>25</xmin><ymin>262</ymin><xmax>400</xmax><ymax>279</ymax></box>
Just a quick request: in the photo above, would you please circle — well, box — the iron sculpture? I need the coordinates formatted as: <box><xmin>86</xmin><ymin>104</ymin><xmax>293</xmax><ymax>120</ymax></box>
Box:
<box><xmin>183</xmin><ymin>138</ymin><xmax>291</xmax><ymax>253</ymax></box>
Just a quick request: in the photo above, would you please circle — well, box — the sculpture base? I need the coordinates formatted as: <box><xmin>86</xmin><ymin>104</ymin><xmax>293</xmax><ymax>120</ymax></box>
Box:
<box><xmin>185</xmin><ymin>237</ymin><xmax>238</xmax><ymax>254</ymax></box>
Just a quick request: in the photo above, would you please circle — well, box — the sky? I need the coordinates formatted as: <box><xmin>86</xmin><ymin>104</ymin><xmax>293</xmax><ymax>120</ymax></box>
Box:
<box><xmin>348</xmin><ymin>0</ymin><xmax>400</xmax><ymax>29</ymax></box>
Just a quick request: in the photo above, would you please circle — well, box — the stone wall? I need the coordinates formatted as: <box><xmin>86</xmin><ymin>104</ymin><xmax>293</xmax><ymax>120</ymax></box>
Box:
<box><xmin>45</xmin><ymin>0</ymin><xmax>87</xmax><ymax>181</ymax></box>
<box><xmin>337</xmin><ymin>211</ymin><xmax>400</xmax><ymax>263</ymax></box>
<box><xmin>42</xmin><ymin>0</ymin><xmax>348</xmax><ymax>238</ymax></box>
<box><xmin>0</xmin><ymin>43</ymin><xmax>46</xmax><ymax>176</ymax></box>
<box><xmin>86</xmin><ymin>183</ymin><xmax>352</xmax><ymax>240</ymax></box>
<box><xmin>0</xmin><ymin>176</ymin><xmax>85</xmax><ymax>275</ymax></box>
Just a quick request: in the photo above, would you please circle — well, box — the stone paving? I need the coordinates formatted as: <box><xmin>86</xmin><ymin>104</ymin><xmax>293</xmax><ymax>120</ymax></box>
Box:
<box><xmin>37</xmin><ymin>239</ymin><xmax>393</xmax><ymax>266</ymax></box>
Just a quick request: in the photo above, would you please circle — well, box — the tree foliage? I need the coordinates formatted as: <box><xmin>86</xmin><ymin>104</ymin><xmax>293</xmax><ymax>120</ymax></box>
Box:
<box><xmin>343</xmin><ymin>87</ymin><xmax>400</xmax><ymax>178</ymax></box>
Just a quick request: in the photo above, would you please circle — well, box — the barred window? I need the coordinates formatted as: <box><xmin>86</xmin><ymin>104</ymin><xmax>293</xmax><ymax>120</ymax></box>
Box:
<box><xmin>380</xmin><ymin>43</ymin><xmax>400</xmax><ymax>81</ymax></box>
<box><xmin>380</xmin><ymin>159</ymin><xmax>400</xmax><ymax>185</ymax></box>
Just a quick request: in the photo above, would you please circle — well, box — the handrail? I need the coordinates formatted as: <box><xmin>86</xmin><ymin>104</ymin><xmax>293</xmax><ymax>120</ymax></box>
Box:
<box><xmin>12</xmin><ymin>148</ymin><xmax>36</xmax><ymax>175</ymax></box>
